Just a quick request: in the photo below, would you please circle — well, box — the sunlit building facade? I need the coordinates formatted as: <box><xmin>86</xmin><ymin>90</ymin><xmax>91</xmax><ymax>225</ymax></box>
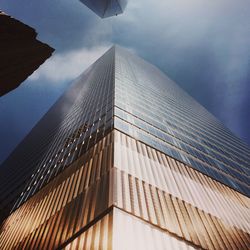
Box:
<box><xmin>0</xmin><ymin>46</ymin><xmax>249</xmax><ymax>249</ymax></box>
<box><xmin>80</xmin><ymin>0</ymin><xmax>127</xmax><ymax>18</ymax></box>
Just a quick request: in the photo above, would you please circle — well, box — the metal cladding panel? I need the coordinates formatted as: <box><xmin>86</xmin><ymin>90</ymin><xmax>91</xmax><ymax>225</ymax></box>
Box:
<box><xmin>63</xmin><ymin>208</ymin><xmax>196</xmax><ymax>250</ymax></box>
<box><xmin>0</xmin><ymin>11</ymin><xmax>54</xmax><ymax>96</ymax></box>
<box><xmin>112</xmin><ymin>130</ymin><xmax>250</xmax><ymax>249</ymax></box>
<box><xmin>113</xmin><ymin>169</ymin><xmax>250</xmax><ymax>249</ymax></box>
<box><xmin>113</xmin><ymin>130</ymin><xmax>250</xmax><ymax>234</ymax></box>
<box><xmin>0</xmin><ymin>133</ymin><xmax>114</xmax><ymax>250</ymax></box>
<box><xmin>1</xmin><ymin>130</ymin><xmax>249</xmax><ymax>249</ymax></box>
<box><xmin>63</xmin><ymin>211</ymin><xmax>113</xmax><ymax>250</ymax></box>
<box><xmin>112</xmin><ymin>208</ymin><xmax>196</xmax><ymax>250</ymax></box>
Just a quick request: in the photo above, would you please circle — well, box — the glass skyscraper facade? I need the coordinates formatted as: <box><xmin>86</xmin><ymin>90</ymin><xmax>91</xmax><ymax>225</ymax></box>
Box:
<box><xmin>0</xmin><ymin>46</ymin><xmax>249</xmax><ymax>249</ymax></box>
<box><xmin>114</xmin><ymin>48</ymin><xmax>250</xmax><ymax>195</ymax></box>
<box><xmin>80</xmin><ymin>0</ymin><xmax>128</xmax><ymax>18</ymax></box>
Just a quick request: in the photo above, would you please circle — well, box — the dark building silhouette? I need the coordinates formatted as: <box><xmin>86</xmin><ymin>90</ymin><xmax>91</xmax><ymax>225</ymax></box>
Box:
<box><xmin>0</xmin><ymin>11</ymin><xmax>54</xmax><ymax>96</ymax></box>
<box><xmin>0</xmin><ymin>46</ymin><xmax>249</xmax><ymax>249</ymax></box>
<box><xmin>80</xmin><ymin>0</ymin><xmax>128</xmax><ymax>18</ymax></box>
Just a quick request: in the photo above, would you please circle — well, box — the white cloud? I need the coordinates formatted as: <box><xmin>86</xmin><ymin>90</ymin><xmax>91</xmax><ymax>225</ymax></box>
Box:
<box><xmin>28</xmin><ymin>44</ymin><xmax>111</xmax><ymax>83</ymax></box>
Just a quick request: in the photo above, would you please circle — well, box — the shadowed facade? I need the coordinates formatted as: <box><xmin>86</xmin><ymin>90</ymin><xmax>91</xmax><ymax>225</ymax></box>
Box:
<box><xmin>79</xmin><ymin>0</ymin><xmax>128</xmax><ymax>18</ymax></box>
<box><xmin>0</xmin><ymin>46</ymin><xmax>249</xmax><ymax>249</ymax></box>
<box><xmin>0</xmin><ymin>11</ymin><xmax>54</xmax><ymax>96</ymax></box>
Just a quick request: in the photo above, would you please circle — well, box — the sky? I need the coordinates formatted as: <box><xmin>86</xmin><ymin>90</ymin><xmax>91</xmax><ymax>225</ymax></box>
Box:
<box><xmin>0</xmin><ymin>0</ymin><xmax>250</xmax><ymax>164</ymax></box>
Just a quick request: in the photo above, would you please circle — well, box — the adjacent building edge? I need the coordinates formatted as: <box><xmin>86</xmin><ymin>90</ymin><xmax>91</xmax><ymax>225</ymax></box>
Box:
<box><xmin>0</xmin><ymin>130</ymin><xmax>249</xmax><ymax>249</ymax></box>
<box><xmin>0</xmin><ymin>11</ymin><xmax>54</xmax><ymax>96</ymax></box>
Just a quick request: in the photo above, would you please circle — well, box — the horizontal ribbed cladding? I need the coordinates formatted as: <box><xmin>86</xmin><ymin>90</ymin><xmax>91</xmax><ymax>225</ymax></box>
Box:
<box><xmin>113</xmin><ymin>130</ymin><xmax>250</xmax><ymax>249</ymax></box>
<box><xmin>112</xmin><ymin>208</ymin><xmax>196</xmax><ymax>250</ymax></box>
<box><xmin>113</xmin><ymin>130</ymin><xmax>250</xmax><ymax>233</ymax></box>
<box><xmin>113</xmin><ymin>169</ymin><xmax>250</xmax><ymax>249</ymax></box>
<box><xmin>2</xmin><ymin>129</ymin><xmax>249</xmax><ymax>249</ymax></box>
<box><xmin>63</xmin><ymin>208</ymin><xmax>196</xmax><ymax>250</ymax></box>
<box><xmin>0</xmin><ymin>132</ymin><xmax>114</xmax><ymax>250</ymax></box>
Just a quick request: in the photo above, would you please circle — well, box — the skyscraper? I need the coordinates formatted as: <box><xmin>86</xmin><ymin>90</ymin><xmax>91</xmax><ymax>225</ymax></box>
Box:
<box><xmin>79</xmin><ymin>0</ymin><xmax>128</xmax><ymax>18</ymax></box>
<box><xmin>0</xmin><ymin>46</ymin><xmax>249</xmax><ymax>249</ymax></box>
<box><xmin>0</xmin><ymin>11</ymin><xmax>54</xmax><ymax>96</ymax></box>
